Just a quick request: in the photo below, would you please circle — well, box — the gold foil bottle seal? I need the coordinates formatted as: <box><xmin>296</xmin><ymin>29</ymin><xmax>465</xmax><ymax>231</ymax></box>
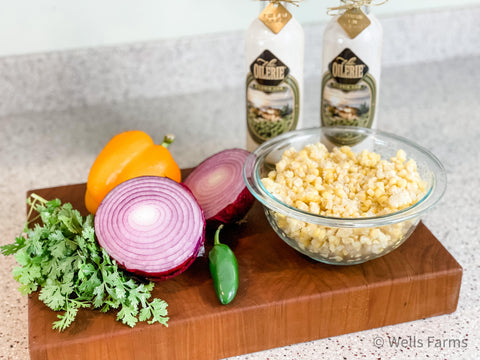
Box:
<box><xmin>328</xmin><ymin>0</ymin><xmax>388</xmax><ymax>38</ymax></box>
<box><xmin>337</xmin><ymin>8</ymin><xmax>371</xmax><ymax>38</ymax></box>
<box><xmin>259</xmin><ymin>2</ymin><xmax>292</xmax><ymax>34</ymax></box>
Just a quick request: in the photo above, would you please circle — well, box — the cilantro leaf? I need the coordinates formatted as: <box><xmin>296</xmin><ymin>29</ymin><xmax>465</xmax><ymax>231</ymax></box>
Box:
<box><xmin>117</xmin><ymin>305</ymin><xmax>139</xmax><ymax>328</ymax></box>
<box><xmin>0</xmin><ymin>236</ymin><xmax>26</xmax><ymax>255</ymax></box>
<box><xmin>52</xmin><ymin>303</ymin><xmax>78</xmax><ymax>332</ymax></box>
<box><xmin>39</xmin><ymin>282</ymin><xmax>66</xmax><ymax>310</ymax></box>
<box><xmin>146</xmin><ymin>299</ymin><xmax>169</xmax><ymax>326</ymax></box>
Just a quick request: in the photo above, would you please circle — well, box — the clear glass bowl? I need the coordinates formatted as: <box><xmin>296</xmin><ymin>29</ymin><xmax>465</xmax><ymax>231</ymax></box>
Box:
<box><xmin>243</xmin><ymin>127</ymin><xmax>447</xmax><ymax>265</ymax></box>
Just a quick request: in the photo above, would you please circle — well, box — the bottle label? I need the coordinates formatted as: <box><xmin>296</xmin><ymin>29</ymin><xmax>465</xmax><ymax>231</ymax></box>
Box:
<box><xmin>247</xmin><ymin>49</ymin><xmax>300</xmax><ymax>145</ymax></box>
<box><xmin>321</xmin><ymin>48</ymin><xmax>376</xmax><ymax>145</ymax></box>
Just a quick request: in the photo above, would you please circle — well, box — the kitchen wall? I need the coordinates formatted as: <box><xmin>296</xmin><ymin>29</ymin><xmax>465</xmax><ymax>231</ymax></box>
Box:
<box><xmin>1</xmin><ymin>0</ymin><xmax>480</xmax><ymax>57</ymax></box>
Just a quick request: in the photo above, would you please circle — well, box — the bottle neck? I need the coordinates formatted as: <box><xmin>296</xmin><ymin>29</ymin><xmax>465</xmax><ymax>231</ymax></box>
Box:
<box><xmin>340</xmin><ymin>5</ymin><xmax>370</xmax><ymax>14</ymax></box>
<box><xmin>260</xmin><ymin>1</ymin><xmax>295</xmax><ymax>11</ymax></box>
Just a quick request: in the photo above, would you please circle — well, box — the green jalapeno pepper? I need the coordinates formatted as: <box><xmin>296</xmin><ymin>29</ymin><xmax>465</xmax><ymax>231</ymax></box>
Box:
<box><xmin>209</xmin><ymin>225</ymin><xmax>239</xmax><ymax>305</ymax></box>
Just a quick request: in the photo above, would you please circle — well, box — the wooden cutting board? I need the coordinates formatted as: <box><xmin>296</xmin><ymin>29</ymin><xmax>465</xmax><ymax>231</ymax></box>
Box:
<box><xmin>27</xmin><ymin>178</ymin><xmax>462</xmax><ymax>360</ymax></box>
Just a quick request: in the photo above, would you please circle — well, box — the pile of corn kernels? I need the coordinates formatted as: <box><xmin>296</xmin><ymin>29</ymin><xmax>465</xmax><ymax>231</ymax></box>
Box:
<box><xmin>261</xmin><ymin>143</ymin><xmax>427</xmax><ymax>263</ymax></box>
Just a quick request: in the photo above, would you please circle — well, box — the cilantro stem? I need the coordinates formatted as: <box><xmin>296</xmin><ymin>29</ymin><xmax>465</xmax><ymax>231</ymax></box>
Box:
<box><xmin>23</xmin><ymin>193</ymin><xmax>49</xmax><ymax>232</ymax></box>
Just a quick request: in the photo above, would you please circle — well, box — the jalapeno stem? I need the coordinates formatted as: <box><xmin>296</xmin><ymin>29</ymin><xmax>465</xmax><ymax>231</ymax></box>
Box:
<box><xmin>214</xmin><ymin>224</ymin><xmax>224</xmax><ymax>246</ymax></box>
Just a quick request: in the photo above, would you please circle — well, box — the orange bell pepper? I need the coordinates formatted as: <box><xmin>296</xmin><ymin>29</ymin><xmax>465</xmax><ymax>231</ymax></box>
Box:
<box><xmin>85</xmin><ymin>130</ymin><xmax>181</xmax><ymax>214</ymax></box>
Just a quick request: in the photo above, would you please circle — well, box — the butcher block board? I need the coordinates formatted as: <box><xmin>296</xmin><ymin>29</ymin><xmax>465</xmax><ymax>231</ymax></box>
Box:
<box><xmin>27</xmin><ymin>179</ymin><xmax>462</xmax><ymax>360</ymax></box>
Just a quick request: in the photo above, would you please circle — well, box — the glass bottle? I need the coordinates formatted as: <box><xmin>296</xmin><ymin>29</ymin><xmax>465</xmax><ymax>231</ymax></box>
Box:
<box><xmin>320</xmin><ymin>5</ymin><xmax>383</xmax><ymax>145</ymax></box>
<box><xmin>245</xmin><ymin>1</ymin><xmax>304</xmax><ymax>151</ymax></box>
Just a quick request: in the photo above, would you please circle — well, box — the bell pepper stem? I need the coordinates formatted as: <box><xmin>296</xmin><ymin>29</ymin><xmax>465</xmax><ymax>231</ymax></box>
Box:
<box><xmin>214</xmin><ymin>224</ymin><xmax>224</xmax><ymax>246</ymax></box>
<box><xmin>161</xmin><ymin>134</ymin><xmax>175</xmax><ymax>148</ymax></box>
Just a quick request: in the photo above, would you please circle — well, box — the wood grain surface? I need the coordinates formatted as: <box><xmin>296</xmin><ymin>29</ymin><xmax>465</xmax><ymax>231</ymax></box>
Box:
<box><xmin>26</xmin><ymin>178</ymin><xmax>462</xmax><ymax>360</ymax></box>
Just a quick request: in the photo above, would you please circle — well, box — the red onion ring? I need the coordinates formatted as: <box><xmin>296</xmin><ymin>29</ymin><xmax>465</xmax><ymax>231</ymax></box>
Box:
<box><xmin>95</xmin><ymin>176</ymin><xmax>205</xmax><ymax>280</ymax></box>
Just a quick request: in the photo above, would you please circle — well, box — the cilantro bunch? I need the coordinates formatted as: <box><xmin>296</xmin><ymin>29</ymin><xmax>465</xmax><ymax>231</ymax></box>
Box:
<box><xmin>1</xmin><ymin>194</ymin><xmax>169</xmax><ymax>331</ymax></box>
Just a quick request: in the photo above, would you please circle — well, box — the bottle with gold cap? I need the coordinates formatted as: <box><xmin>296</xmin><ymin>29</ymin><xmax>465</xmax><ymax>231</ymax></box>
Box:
<box><xmin>320</xmin><ymin>0</ymin><xmax>387</xmax><ymax>145</ymax></box>
<box><xmin>245</xmin><ymin>0</ymin><xmax>304</xmax><ymax>151</ymax></box>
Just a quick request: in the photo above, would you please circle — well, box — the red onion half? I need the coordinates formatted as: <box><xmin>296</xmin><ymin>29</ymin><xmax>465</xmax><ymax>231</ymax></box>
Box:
<box><xmin>183</xmin><ymin>148</ymin><xmax>255</xmax><ymax>225</ymax></box>
<box><xmin>95</xmin><ymin>176</ymin><xmax>205</xmax><ymax>280</ymax></box>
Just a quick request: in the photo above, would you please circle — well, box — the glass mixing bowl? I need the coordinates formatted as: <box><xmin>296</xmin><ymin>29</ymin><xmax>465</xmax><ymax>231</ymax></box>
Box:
<box><xmin>243</xmin><ymin>127</ymin><xmax>447</xmax><ymax>265</ymax></box>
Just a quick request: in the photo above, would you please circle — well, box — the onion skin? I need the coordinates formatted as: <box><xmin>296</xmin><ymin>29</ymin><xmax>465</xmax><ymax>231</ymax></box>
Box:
<box><xmin>183</xmin><ymin>148</ymin><xmax>255</xmax><ymax>226</ymax></box>
<box><xmin>95</xmin><ymin>176</ymin><xmax>206</xmax><ymax>281</ymax></box>
<box><xmin>208</xmin><ymin>187</ymin><xmax>254</xmax><ymax>226</ymax></box>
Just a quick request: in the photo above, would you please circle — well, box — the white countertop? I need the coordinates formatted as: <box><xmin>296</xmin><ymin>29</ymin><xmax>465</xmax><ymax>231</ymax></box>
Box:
<box><xmin>1</xmin><ymin>7</ymin><xmax>479</xmax><ymax>359</ymax></box>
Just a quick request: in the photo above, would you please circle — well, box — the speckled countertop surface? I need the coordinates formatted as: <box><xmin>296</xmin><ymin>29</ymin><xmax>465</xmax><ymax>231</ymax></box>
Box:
<box><xmin>1</xmin><ymin>7</ymin><xmax>480</xmax><ymax>360</ymax></box>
